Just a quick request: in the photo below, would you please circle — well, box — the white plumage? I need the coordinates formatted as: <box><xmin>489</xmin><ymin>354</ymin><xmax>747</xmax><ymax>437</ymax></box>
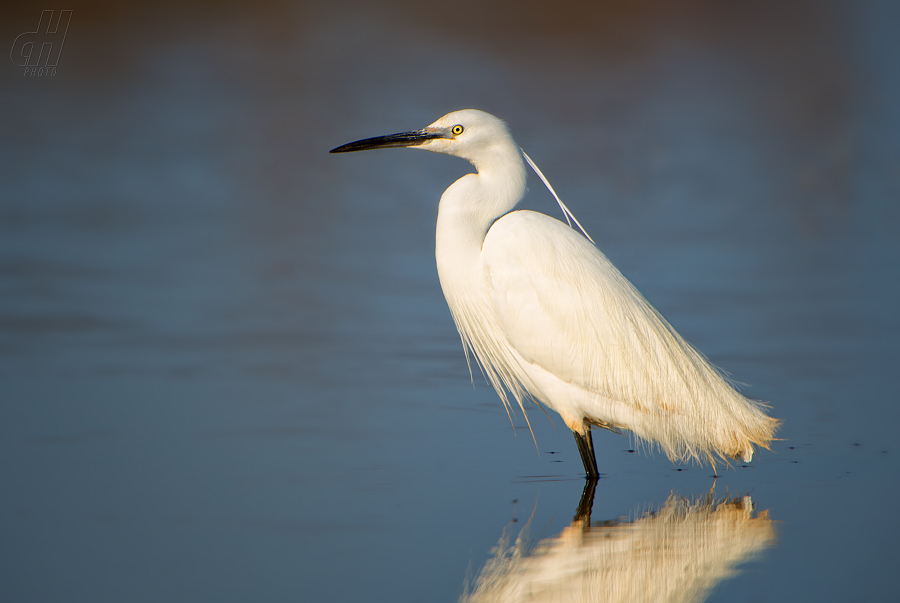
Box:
<box><xmin>331</xmin><ymin>109</ymin><xmax>778</xmax><ymax>476</ymax></box>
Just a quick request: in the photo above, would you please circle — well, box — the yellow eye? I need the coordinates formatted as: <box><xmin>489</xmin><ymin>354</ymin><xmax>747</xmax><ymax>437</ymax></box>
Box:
<box><xmin>451</xmin><ymin>125</ymin><xmax>464</xmax><ymax>136</ymax></box>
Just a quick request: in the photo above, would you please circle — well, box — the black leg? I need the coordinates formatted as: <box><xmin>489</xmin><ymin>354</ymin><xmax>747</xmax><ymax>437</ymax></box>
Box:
<box><xmin>573</xmin><ymin>475</ymin><xmax>599</xmax><ymax>526</ymax></box>
<box><xmin>573</xmin><ymin>427</ymin><xmax>599</xmax><ymax>479</ymax></box>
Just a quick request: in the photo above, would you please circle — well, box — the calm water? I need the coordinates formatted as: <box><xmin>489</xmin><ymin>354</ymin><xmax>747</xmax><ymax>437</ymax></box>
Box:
<box><xmin>2</xmin><ymin>2</ymin><xmax>898</xmax><ymax>602</ymax></box>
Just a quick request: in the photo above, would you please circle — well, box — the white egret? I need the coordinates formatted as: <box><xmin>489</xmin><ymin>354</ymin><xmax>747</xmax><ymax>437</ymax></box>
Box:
<box><xmin>331</xmin><ymin>109</ymin><xmax>778</xmax><ymax>477</ymax></box>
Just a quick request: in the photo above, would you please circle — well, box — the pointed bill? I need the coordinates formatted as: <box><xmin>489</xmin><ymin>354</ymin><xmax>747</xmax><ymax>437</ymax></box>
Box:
<box><xmin>330</xmin><ymin>128</ymin><xmax>450</xmax><ymax>153</ymax></box>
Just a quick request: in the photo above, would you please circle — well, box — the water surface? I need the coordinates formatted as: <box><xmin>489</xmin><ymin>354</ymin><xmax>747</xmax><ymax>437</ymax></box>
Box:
<box><xmin>2</xmin><ymin>2</ymin><xmax>898</xmax><ymax>601</ymax></box>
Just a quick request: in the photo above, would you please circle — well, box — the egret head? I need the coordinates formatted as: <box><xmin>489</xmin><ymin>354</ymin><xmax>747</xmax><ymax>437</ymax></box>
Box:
<box><xmin>331</xmin><ymin>110</ymin><xmax>591</xmax><ymax>239</ymax></box>
<box><xmin>330</xmin><ymin>109</ymin><xmax>518</xmax><ymax>167</ymax></box>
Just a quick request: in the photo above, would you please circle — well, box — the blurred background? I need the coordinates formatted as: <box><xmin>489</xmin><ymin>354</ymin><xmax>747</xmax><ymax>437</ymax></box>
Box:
<box><xmin>1</xmin><ymin>1</ymin><xmax>898</xmax><ymax>601</ymax></box>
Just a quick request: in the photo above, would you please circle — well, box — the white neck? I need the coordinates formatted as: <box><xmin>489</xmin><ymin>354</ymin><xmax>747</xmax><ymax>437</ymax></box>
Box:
<box><xmin>434</xmin><ymin>146</ymin><xmax>527</xmax><ymax>280</ymax></box>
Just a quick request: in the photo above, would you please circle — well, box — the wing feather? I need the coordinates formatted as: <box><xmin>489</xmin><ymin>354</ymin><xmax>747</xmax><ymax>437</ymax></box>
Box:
<box><xmin>485</xmin><ymin>210</ymin><xmax>682</xmax><ymax>407</ymax></box>
<box><xmin>481</xmin><ymin>210</ymin><xmax>778</xmax><ymax>464</ymax></box>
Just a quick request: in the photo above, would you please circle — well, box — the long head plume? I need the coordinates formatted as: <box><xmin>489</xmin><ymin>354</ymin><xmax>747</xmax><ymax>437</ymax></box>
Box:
<box><xmin>521</xmin><ymin>150</ymin><xmax>594</xmax><ymax>244</ymax></box>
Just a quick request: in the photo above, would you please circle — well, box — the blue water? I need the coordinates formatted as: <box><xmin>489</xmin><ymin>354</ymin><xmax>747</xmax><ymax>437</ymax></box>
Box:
<box><xmin>2</xmin><ymin>2</ymin><xmax>898</xmax><ymax>601</ymax></box>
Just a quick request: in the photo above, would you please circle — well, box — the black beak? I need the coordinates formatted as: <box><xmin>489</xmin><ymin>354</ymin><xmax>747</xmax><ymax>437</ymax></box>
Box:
<box><xmin>329</xmin><ymin>128</ymin><xmax>449</xmax><ymax>153</ymax></box>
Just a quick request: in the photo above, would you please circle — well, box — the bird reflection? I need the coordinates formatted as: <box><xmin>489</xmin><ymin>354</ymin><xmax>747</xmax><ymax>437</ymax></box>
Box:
<box><xmin>461</xmin><ymin>480</ymin><xmax>775</xmax><ymax>603</ymax></box>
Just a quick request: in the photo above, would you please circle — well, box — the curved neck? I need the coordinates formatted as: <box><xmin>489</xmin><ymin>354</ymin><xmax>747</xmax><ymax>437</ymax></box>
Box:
<box><xmin>435</xmin><ymin>147</ymin><xmax>527</xmax><ymax>265</ymax></box>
